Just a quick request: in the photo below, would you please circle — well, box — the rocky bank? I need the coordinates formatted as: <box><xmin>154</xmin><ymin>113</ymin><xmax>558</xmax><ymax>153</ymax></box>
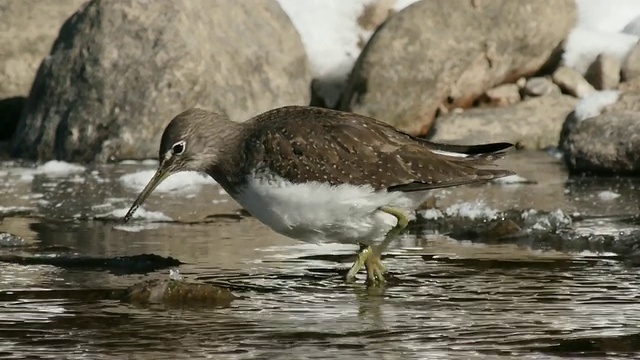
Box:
<box><xmin>0</xmin><ymin>0</ymin><xmax>639</xmax><ymax>176</ymax></box>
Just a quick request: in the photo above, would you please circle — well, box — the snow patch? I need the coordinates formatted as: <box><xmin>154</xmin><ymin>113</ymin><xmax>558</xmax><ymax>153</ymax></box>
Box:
<box><xmin>36</xmin><ymin>161</ymin><xmax>85</xmax><ymax>176</ymax></box>
<box><xmin>573</xmin><ymin>90</ymin><xmax>620</xmax><ymax>121</ymax></box>
<box><xmin>493</xmin><ymin>174</ymin><xmax>530</xmax><ymax>185</ymax></box>
<box><xmin>564</xmin><ymin>0</ymin><xmax>640</xmax><ymax>74</ymax></box>
<box><xmin>100</xmin><ymin>207</ymin><xmax>172</xmax><ymax>222</ymax></box>
<box><xmin>119</xmin><ymin>170</ymin><xmax>216</xmax><ymax>194</ymax></box>
<box><xmin>597</xmin><ymin>190</ymin><xmax>621</xmax><ymax>201</ymax></box>
<box><xmin>276</xmin><ymin>0</ymin><xmax>418</xmax><ymax>107</ymax></box>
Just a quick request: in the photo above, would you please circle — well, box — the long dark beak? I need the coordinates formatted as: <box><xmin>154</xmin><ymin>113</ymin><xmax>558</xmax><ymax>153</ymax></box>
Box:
<box><xmin>123</xmin><ymin>164</ymin><xmax>171</xmax><ymax>223</ymax></box>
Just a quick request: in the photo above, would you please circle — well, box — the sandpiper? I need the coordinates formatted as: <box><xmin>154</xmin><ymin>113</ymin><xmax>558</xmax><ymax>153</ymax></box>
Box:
<box><xmin>124</xmin><ymin>106</ymin><xmax>515</xmax><ymax>284</ymax></box>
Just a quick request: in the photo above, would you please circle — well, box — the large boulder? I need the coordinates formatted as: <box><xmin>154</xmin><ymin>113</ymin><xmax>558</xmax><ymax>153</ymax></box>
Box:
<box><xmin>12</xmin><ymin>0</ymin><xmax>311</xmax><ymax>163</ymax></box>
<box><xmin>0</xmin><ymin>0</ymin><xmax>86</xmax><ymax>142</ymax></box>
<box><xmin>339</xmin><ymin>0</ymin><xmax>577</xmax><ymax>135</ymax></box>
<box><xmin>430</xmin><ymin>95</ymin><xmax>577</xmax><ymax>150</ymax></box>
<box><xmin>0</xmin><ymin>0</ymin><xmax>86</xmax><ymax>100</ymax></box>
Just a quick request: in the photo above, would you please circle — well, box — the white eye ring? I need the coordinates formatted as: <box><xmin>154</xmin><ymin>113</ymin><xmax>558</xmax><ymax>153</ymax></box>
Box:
<box><xmin>172</xmin><ymin>140</ymin><xmax>186</xmax><ymax>155</ymax></box>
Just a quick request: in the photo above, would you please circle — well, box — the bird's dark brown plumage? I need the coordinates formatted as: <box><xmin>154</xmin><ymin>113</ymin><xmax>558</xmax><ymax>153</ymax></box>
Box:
<box><xmin>209</xmin><ymin>106</ymin><xmax>515</xmax><ymax>193</ymax></box>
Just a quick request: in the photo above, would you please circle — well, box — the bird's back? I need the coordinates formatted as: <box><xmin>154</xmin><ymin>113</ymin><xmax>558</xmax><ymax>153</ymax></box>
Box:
<box><xmin>238</xmin><ymin>106</ymin><xmax>514</xmax><ymax>192</ymax></box>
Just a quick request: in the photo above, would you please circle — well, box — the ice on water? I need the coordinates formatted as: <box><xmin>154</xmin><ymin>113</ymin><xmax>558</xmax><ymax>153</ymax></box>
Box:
<box><xmin>119</xmin><ymin>170</ymin><xmax>216</xmax><ymax>194</ymax></box>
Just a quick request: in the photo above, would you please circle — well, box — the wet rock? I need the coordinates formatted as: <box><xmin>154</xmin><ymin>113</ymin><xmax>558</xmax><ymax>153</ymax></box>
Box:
<box><xmin>522</xmin><ymin>77</ymin><xmax>561</xmax><ymax>97</ymax></box>
<box><xmin>430</xmin><ymin>95</ymin><xmax>577</xmax><ymax>150</ymax></box>
<box><xmin>533</xmin><ymin>332</ymin><xmax>640</xmax><ymax>354</ymax></box>
<box><xmin>622</xmin><ymin>40</ymin><xmax>640</xmax><ymax>81</ymax></box>
<box><xmin>485</xmin><ymin>219</ymin><xmax>522</xmax><ymax>239</ymax></box>
<box><xmin>559</xmin><ymin>78</ymin><xmax>640</xmax><ymax>174</ymax></box>
<box><xmin>482</xmin><ymin>84</ymin><xmax>521</xmax><ymax>107</ymax></box>
<box><xmin>0</xmin><ymin>0</ymin><xmax>86</xmax><ymax>100</ymax></box>
<box><xmin>339</xmin><ymin>0</ymin><xmax>576</xmax><ymax>135</ymax></box>
<box><xmin>552</xmin><ymin>66</ymin><xmax>596</xmax><ymax>98</ymax></box>
<box><xmin>0</xmin><ymin>253</ymin><xmax>183</xmax><ymax>275</ymax></box>
<box><xmin>124</xmin><ymin>279</ymin><xmax>236</xmax><ymax>307</ymax></box>
<box><xmin>561</xmin><ymin>112</ymin><xmax>640</xmax><ymax>175</ymax></box>
<box><xmin>12</xmin><ymin>0</ymin><xmax>311</xmax><ymax>163</ymax></box>
<box><xmin>584</xmin><ymin>53</ymin><xmax>621</xmax><ymax>90</ymax></box>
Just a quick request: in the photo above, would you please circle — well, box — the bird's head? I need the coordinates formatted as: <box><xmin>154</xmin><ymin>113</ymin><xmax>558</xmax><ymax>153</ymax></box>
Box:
<box><xmin>123</xmin><ymin>108</ymin><xmax>236</xmax><ymax>222</ymax></box>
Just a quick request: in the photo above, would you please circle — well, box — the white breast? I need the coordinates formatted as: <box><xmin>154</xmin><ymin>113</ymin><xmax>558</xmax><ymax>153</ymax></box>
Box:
<box><xmin>231</xmin><ymin>173</ymin><xmax>426</xmax><ymax>245</ymax></box>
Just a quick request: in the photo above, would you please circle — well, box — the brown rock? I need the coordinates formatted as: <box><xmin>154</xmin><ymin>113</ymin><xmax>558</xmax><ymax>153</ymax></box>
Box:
<box><xmin>523</xmin><ymin>77</ymin><xmax>561</xmax><ymax>97</ymax></box>
<box><xmin>584</xmin><ymin>53</ymin><xmax>621</xmax><ymax>90</ymax></box>
<box><xmin>483</xmin><ymin>84</ymin><xmax>521</xmax><ymax>107</ymax></box>
<box><xmin>430</xmin><ymin>95</ymin><xmax>577</xmax><ymax>150</ymax></box>
<box><xmin>622</xmin><ymin>40</ymin><xmax>640</xmax><ymax>82</ymax></box>
<box><xmin>11</xmin><ymin>0</ymin><xmax>311</xmax><ymax>163</ymax></box>
<box><xmin>552</xmin><ymin>66</ymin><xmax>596</xmax><ymax>98</ymax></box>
<box><xmin>339</xmin><ymin>0</ymin><xmax>577</xmax><ymax>135</ymax></box>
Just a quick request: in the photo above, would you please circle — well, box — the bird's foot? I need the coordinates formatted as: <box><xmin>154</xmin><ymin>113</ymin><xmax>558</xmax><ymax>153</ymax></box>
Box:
<box><xmin>364</xmin><ymin>248</ymin><xmax>386</xmax><ymax>285</ymax></box>
<box><xmin>345</xmin><ymin>245</ymin><xmax>387</xmax><ymax>285</ymax></box>
<box><xmin>345</xmin><ymin>244</ymin><xmax>371</xmax><ymax>283</ymax></box>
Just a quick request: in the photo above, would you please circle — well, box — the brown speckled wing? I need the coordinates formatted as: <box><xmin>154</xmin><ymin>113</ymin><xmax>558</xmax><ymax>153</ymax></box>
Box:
<box><xmin>242</xmin><ymin>106</ymin><xmax>514</xmax><ymax>192</ymax></box>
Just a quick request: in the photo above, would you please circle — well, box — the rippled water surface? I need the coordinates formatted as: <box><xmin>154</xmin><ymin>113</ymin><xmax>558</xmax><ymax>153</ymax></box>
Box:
<box><xmin>1</xmin><ymin>151</ymin><xmax>640</xmax><ymax>359</ymax></box>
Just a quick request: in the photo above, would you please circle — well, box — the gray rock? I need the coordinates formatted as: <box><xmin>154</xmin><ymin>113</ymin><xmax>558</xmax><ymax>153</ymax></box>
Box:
<box><xmin>430</xmin><ymin>95</ymin><xmax>578</xmax><ymax>150</ymax></box>
<box><xmin>0</xmin><ymin>0</ymin><xmax>86</xmax><ymax>100</ymax></box>
<box><xmin>483</xmin><ymin>84</ymin><xmax>521</xmax><ymax>107</ymax></box>
<box><xmin>560</xmin><ymin>112</ymin><xmax>640</xmax><ymax>175</ymax></box>
<box><xmin>552</xmin><ymin>66</ymin><xmax>596</xmax><ymax>98</ymax></box>
<box><xmin>523</xmin><ymin>77</ymin><xmax>561</xmax><ymax>97</ymax></box>
<box><xmin>622</xmin><ymin>40</ymin><xmax>640</xmax><ymax>82</ymax></box>
<box><xmin>0</xmin><ymin>0</ymin><xmax>86</xmax><ymax>146</ymax></box>
<box><xmin>12</xmin><ymin>0</ymin><xmax>311</xmax><ymax>163</ymax></box>
<box><xmin>584</xmin><ymin>53</ymin><xmax>621</xmax><ymax>90</ymax></box>
<box><xmin>339</xmin><ymin>0</ymin><xmax>577</xmax><ymax>135</ymax></box>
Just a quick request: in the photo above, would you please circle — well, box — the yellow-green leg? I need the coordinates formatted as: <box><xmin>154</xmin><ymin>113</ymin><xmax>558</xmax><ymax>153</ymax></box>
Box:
<box><xmin>345</xmin><ymin>207</ymin><xmax>410</xmax><ymax>284</ymax></box>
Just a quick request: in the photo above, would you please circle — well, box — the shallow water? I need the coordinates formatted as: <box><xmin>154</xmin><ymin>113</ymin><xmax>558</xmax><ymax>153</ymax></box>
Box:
<box><xmin>1</xmin><ymin>151</ymin><xmax>640</xmax><ymax>359</ymax></box>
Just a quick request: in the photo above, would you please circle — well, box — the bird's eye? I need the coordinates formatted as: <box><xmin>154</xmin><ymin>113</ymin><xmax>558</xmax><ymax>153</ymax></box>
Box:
<box><xmin>172</xmin><ymin>141</ymin><xmax>186</xmax><ymax>155</ymax></box>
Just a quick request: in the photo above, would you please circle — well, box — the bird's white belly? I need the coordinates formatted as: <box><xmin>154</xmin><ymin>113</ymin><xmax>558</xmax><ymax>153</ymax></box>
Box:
<box><xmin>232</xmin><ymin>175</ymin><xmax>425</xmax><ymax>245</ymax></box>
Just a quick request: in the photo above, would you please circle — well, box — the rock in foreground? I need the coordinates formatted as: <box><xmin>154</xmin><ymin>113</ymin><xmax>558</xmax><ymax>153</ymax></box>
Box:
<box><xmin>12</xmin><ymin>0</ymin><xmax>311</xmax><ymax>163</ymax></box>
<box><xmin>339</xmin><ymin>0</ymin><xmax>576</xmax><ymax>135</ymax></box>
<box><xmin>124</xmin><ymin>279</ymin><xmax>236</xmax><ymax>307</ymax></box>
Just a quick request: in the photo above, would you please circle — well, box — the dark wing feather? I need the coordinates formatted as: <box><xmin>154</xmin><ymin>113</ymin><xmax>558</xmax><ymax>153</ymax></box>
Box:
<box><xmin>243</xmin><ymin>106</ymin><xmax>515</xmax><ymax>192</ymax></box>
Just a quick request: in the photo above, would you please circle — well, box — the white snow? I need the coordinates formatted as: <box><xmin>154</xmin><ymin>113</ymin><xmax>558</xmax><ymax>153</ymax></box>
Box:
<box><xmin>493</xmin><ymin>174</ymin><xmax>530</xmax><ymax>185</ymax></box>
<box><xmin>563</xmin><ymin>0</ymin><xmax>640</xmax><ymax>74</ymax></box>
<box><xmin>119</xmin><ymin>170</ymin><xmax>216</xmax><ymax>194</ymax></box>
<box><xmin>35</xmin><ymin>161</ymin><xmax>85</xmax><ymax>176</ymax></box>
<box><xmin>573</xmin><ymin>90</ymin><xmax>620</xmax><ymax>121</ymax></box>
<box><xmin>276</xmin><ymin>0</ymin><xmax>418</xmax><ymax>107</ymax></box>
<box><xmin>597</xmin><ymin>190</ymin><xmax>621</xmax><ymax>201</ymax></box>
<box><xmin>101</xmin><ymin>207</ymin><xmax>172</xmax><ymax>222</ymax></box>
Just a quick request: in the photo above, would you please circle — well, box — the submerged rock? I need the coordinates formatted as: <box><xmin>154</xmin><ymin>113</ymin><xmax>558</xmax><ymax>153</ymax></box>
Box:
<box><xmin>339</xmin><ymin>0</ymin><xmax>576</xmax><ymax>135</ymax></box>
<box><xmin>124</xmin><ymin>279</ymin><xmax>236</xmax><ymax>307</ymax></box>
<box><xmin>12</xmin><ymin>0</ymin><xmax>311</xmax><ymax>163</ymax></box>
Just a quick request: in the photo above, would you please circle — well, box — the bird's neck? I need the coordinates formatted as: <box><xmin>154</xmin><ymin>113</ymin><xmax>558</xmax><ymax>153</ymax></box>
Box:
<box><xmin>204</xmin><ymin>122</ymin><xmax>252</xmax><ymax>195</ymax></box>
